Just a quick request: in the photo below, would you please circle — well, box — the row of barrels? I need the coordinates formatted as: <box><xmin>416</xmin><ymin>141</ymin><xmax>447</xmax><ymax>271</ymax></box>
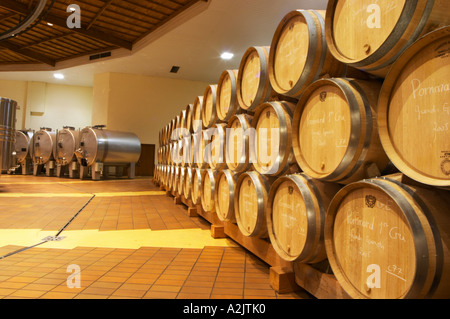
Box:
<box><xmin>155</xmin><ymin>164</ymin><xmax>450</xmax><ymax>299</ymax></box>
<box><xmin>158</xmin><ymin>5</ymin><xmax>450</xmax><ymax>188</ymax></box>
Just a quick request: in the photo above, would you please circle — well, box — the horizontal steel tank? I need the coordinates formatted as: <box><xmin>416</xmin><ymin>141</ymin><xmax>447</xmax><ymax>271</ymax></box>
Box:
<box><xmin>32</xmin><ymin>127</ymin><xmax>56</xmax><ymax>165</ymax></box>
<box><xmin>78</xmin><ymin>125</ymin><xmax>141</xmax><ymax>167</ymax></box>
<box><xmin>55</xmin><ymin>126</ymin><xmax>80</xmax><ymax>166</ymax></box>
<box><xmin>14</xmin><ymin>130</ymin><xmax>34</xmax><ymax>164</ymax></box>
<box><xmin>0</xmin><ymin>97</ymin><xmax>17</xmax><ymax>173</ymax></box>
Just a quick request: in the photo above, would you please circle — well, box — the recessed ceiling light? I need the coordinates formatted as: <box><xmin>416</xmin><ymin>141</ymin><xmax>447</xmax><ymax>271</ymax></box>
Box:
<box><xmin>220</xmin><ymin>52</ymin><xmax>234</xmax><ymax>60</ymax></box>
<box><xmin>53</xmin><ymin>73</ymin><xmax>65</xmax><ymax>80</ymax></box>
<box><xmin>47</xmin><ymin>22</ymin><xmax>53</xmax><ymax>26</ymax></box>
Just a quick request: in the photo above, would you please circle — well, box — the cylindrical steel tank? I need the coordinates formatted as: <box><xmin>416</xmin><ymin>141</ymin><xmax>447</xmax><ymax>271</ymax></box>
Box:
<box><xmin>32</xmin><ymin>127</ymin><xmax>56</xmax><ymax>165</ymax></box>
<box><xmin>78</xmin><ymin>126</ymin><xmax>141</xmax><ymax>166</ymax></box>
<box><xmin>0</xmin><ymin>97</ymin><xmax>17</xmax><ymax>173</ymax></box>
<box><xmin>14</xmin><ymin>130</ymin><xmax>34</xmax><ymax>164</ymax></box>
<box><xmin>55</xmin><ymin>126</ymin><xmax>80</xmax><ymax>165</ymax></box>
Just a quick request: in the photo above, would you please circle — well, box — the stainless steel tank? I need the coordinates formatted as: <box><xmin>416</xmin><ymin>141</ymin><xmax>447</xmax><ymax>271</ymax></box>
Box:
<box><xmin>55</xmin><ymin>126</ymin><xmax>80</xmax><ymax>165</ymax></box>
<box><xmin>14</xmin><ymin>130</ymin><xmax>34</xmax><ymax>164</ymax></box>
<box><xmin>32</xmin><ymin>127</ymin><xmax>56</xmax><ymax>165</ymax></box>
<box><xmin>78</xmin><ymin>125</ymin><xmax>141</xmax><ymax>166</ymax></box>
<box><xmin>0</xmin><ymin>97</ymin><xmax>17</xmax><ymax>173</ymax></box>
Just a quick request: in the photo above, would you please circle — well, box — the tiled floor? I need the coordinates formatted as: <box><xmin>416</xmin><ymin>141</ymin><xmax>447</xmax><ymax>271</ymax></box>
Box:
<box><xmin>0</xmin><ymin>175</ymin><xmax>309</xmax><ymax>299</ymax></box>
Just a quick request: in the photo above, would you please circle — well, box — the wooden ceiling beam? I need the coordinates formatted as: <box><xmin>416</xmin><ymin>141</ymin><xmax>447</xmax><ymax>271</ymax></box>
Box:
<box><xmin>0</xmin><ymin>0</ymin><xmax>133</xmax><ymax>50</ymax></box>
<box><xmin>86</xmin><ymin>0</ymin><xmax>114</xmax><ymax>30</ymax></box>
<box><xmin>0</xmin><ymin>40</ymin><xmax>56</xmax><ymax>66</ymax></box>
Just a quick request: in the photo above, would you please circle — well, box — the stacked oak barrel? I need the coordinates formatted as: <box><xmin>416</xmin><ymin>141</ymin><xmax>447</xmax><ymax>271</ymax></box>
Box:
<box><xmin>154</xmin><ymin>1</ymin><xmax>450</xmax><ymax>299</ymax></box>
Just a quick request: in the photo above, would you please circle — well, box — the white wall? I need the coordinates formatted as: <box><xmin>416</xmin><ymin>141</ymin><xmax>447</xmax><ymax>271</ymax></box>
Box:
<box><xmin>93</xmin><ymin>72</ymin><xmax>209</xmax><ymax>145</ymax></box>
<box><xmin>0</xmin><ymin>79</ymin><xmax>93</xmax><ymax>132</ymax></box>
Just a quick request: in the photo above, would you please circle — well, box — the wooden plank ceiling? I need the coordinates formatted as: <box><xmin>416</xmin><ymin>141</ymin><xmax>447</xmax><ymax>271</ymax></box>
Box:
<box><xmin>0</xmin><ymin>0</ymin><xmax>204</xmax><ymax>67</ymax></box>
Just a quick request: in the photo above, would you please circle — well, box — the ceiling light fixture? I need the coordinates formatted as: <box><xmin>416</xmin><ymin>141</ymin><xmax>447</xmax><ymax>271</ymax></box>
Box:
<box><xmin>47</xmin><ymin>22</ymin><xmax>53</xmax><ymax>26</ymax></box>
<box><xmin>220</xmin><ymin>52</ymin><xmax>234</xmax><ymax>60</ymax></box>
<box><xmin>53</xmin><ymin>73</ymin><xmax>65</xmax><ymax>80</ymax></box>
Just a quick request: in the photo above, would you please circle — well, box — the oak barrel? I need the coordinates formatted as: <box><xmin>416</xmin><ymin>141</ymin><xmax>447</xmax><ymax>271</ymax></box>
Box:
<box><xmin>201</xmin><ymin>169</ymin><xmax>219</xmax><ymax>213</ymax></box>
<box><xmin>206</xmin><ymin>124</ymin><xmax>227</xmax><ymax>170</ymax></box>
<box><xmin>325</xmin><ymin>0</ymin><xmax>450</xmax><ymax>77</ymax></box>
<box><xmin>378</xmin><ymin>26</ymin><xmax>450</xmax><ymax>188</ymax></box>
<box><xmin>251</xmin><ymin>100</ymin><xmax>297</xmax><ymax>176</ymax></box>
<box><xmin>269</xmin><ymin>9</ymin><xmax>347</xmax><ymax>98</ymax></box>
<box><xmin>292</xmin><ymin>78</ymin><xmax>390</xmax><ymax>184</ymax></box>
<box><xmin>191</xmin><ymin>168</ymin><xmax>205</xmax><ymax>205</ymax></box>
<box><xmin>325</xmin><ymin>176</ymin><xmax>450</xmax><ymax>299</ymax></box>
<box><xmin>177</xmin><ymin>166</ymin><xmax>186</xmax><ymax>196</ymax></box>
<box><xmin>217</xmin><ymin>69</ymin><xmax>241</xmax><ymax>122</ymax></box>
<box><xmin>202</xmin><ymin>84</ymin><xmax>219</xmax><ymax>129</ymax></box>
<box><xmin>234</xmin><ymin>171</ymin><xmax>274</xmax><ymax>238</ymax></box>
<box><xmin>237</xmin><ymin>46</ymin><xmax>274</xmax><ymax>111</ymax></box>
<box><xmin>192</xmin><ymin>96</ymin><xmax>204</xmax><ymax>133</ymax></box>
<box><xmin>225</xmin><ymin>114</ymin><xmax>253</xmax><ymax>173</ymax></box>
<box><xmin>169</xmin><ymin>165</ymin><xmax>179</xmax><ymax>192</ymax></box>
<box><xmin>215</xmin><ymin>169</ymin><xmax>241</xmax><ymax>223</ymax></box>
<box><xmin>180</xmin><ymin>136</ymin><xmax>191</xmax><ymax>167</ymax></box>
<box><xmin>185</xmin><ymin>104</ymin><xmax>194</xmax><ymax>134</ymax></box>
<box><xmin>170</xmin><ymin>139</ymin><xmax>183</xmax><ymax>166</ymax></box>
<box><xmin>183</xmin><ymin>167</ymin><xmax>193</xmax><ymax>201</ymax></box>
<box><xmin>267</xmin><ymin>173</ymin><xmax>341</xmax><ymax>263</ymax></box>
<box><xmin>178</xmin><ymin>109</ymin><xmax>189</xmax><ymax>139</ymax></box>
<box><xmin>169</xmin><ymin>116</ymin><xmax>179</xmax><ymax>143</ymax></box>
<box><xmin>192</xmin><ymin>130</ymin><xmax>209</xmax><ymax>169</ymax></box>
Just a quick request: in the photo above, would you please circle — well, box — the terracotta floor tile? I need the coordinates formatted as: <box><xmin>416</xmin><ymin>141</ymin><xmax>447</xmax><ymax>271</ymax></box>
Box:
<box><xmin>210</xmin><ymin>294</ymin><xmax>243</xmax><ymax>299</ymax></box>
<box><xmin>149</xmin><ymin>284</ymin><xmax>182</xmax><ymax>293</ymax></box>
<box><xmin>0</xmin><ymin>288</ymin><xmax>15</xmax><ymax>296</ymax></box>
<box><xmin>40</xmin><ymin>291</ymin><xmax>78</xmax><ymax>299</ymax></box>
<box><xmin>5</xmin><ymin>276</ymin><xmax>38</xmax><ymax>283</ymax></box>
<box><xmin>74</xmin><ymin>293</ymin><xmax>109</xmax><ymax>299</ymax></box>
<box><xmin>81</xmin><ymin>286</ymin><xmax>117</xmax><ymax>296</ymax></box>
<box><xmin>119</xmin><ymin>283</ymin><xmax>151</xmax><ymax>291</ymax></box>
<box><xmin>211</xmin><ymin>287</ymin><xmax>243</xmax><ymax>296</ymax></box>
<box><xmin>154</xmin><ymin>279</ymin><xmax>185</xmax><ymax>286</ymax></box>
<box><xmin>50</xmin><ymin>284</ymin><xmax>85</xmax><ymax>294</ymax></box>
<box><xmin>0</xmin><ymin>281</ymin><xmax>28</xmax><ymax>289</ymax></box>
<box><xmin>142</xmin><ymin>291</ymin><xmax>178</xmax><ymax>299</ymax></box>
<box><xmin>179</xmin><ymin>285</ymin><xmax>212</xmax><ymax>295</ymax></box>
<box><xmin>244</xmin><ymin>288</ymin><xmax>277</xmax><ymax>297</ymax></box>
<box><xmin>9</xmin><ymin>289</ymin><xmax>46</xmax><ymax>298</ymax></box>
<box><xmin>88</xmin><ymin>281</ymin><xmax>123</xmax><ymax>289</ymax></box>
<box><xmin>177</xmin><ymin>292</ymin><xmax>211</xmax><ymax>299</ymax></box>
<box><xmin>183</xmin><ymin>279</ymin><xmax>215</xmax><ymax>288</ymax></box>
<box><xmin>97</xmin><ymin>276</ymin><xmax>128</xmax><ymax>283</ymax></box>
<box><xmin>111</xmin><ymin>288</ymin><xmax>146</xmax><ymax>298</ymax></box>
